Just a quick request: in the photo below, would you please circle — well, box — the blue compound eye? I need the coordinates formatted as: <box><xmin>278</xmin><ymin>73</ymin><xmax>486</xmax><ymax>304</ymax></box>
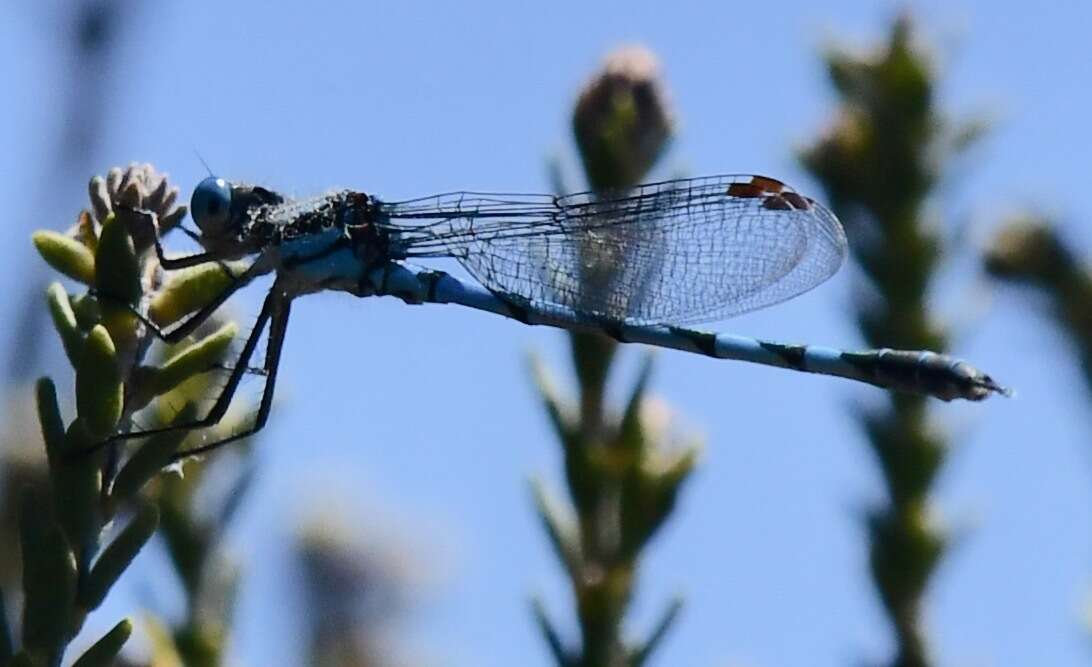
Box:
<box><xmin>191</xmin><ymin>176</ymin><xmax>233</xmax><ymax>234</ymax></box>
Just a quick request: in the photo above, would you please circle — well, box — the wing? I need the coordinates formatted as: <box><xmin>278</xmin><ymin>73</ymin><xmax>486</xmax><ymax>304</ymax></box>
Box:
<box><xmin>380</xmin><ymin>174</ymin><xmax>847</xmax><ymax>325</ymax></box>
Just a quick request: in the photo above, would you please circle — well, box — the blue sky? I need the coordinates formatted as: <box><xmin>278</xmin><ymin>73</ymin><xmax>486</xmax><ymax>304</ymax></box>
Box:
<box><xmin>3</xmin><ymin>1</ymin><xmax>1091</xmax><ymax>665</ymax></box>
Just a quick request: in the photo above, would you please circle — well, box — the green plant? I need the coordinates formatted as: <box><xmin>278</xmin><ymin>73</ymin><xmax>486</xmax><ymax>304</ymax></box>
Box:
<box><xmin>4</xmin><ymin>164</ymin><xmax>249</xmax><ymax>666</ymax></box>
<box><xmin>800</xmin><ymin>17</ymin><xmax>988</xmax><ymax>667</ymax></box>
<box><xmin>985</xmin><ymin>218</ymin><xmax>1092</xmax><ymax>393</ymax></box>
<box><xmin>529</xmin><ymin>46</ymin><xmax>697</xmax><ymax>667</ymax></box>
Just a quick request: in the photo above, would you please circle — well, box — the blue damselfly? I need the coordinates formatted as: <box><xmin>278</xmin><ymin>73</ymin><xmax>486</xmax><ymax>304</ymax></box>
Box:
<box><xmin>111</xmin><ymin>173</ymin><xmax>1007</xmax><ymax>459</ymax></box>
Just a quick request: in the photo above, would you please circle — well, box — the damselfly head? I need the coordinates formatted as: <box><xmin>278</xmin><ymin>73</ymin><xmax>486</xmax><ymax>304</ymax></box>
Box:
<box><xmin>191</xmin><ymin>176</ymin><xmax>234</xmax><ymax>237</ymax></box>
<box><xmin>190</xmin><ymin>176</ymin><xmax>284</xmax><ymax>255</ymax></box>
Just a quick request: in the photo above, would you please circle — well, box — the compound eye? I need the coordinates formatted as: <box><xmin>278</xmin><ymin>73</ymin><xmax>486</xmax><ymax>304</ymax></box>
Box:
<box><xmin>191</xmin><ymin>176</ymin><xmax>233</xmax><ymax>234</ymax></box>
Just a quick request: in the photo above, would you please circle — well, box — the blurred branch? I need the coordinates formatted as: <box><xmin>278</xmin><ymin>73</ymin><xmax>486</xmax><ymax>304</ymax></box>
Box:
<box><xmin>9</xmin><ymin>0</ymin><xmax>136</xmax><ymax>383</ymax></box>
<box><xmin>984</xmin><ymin>217</ymin><xmax>1092</xmax><ymax>393</ymax></box>
<box><xmin>800</xmin><ymin>16</ymin><xmax>983</xmax><ymax>667</ymax></box>
<box><xmin>530</xmin><ymin>46</ymin><xmax>696</xmax><ymax>667</ymax></box>
<box><xmin>295</xmin><ymin>514</ymin><xmax>416</xmax><ymax>667</ymax></box>
<box><xmin>148</xmin><ymin>437</ymin><xmax>254</xmax><ymax>667</ymax></box>
<box><xmin>984</xmin><ymin>216</ymin><xmax>1092</xmax><ymax>633</ymax></box>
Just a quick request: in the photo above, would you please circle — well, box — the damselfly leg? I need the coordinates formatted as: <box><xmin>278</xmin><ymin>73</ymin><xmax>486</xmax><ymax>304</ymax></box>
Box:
<box><xmin>166</xmin><ymin>290</ymin><xmax>292</xmax><ymax>461</ymax></box>
<box><xmin>91</xmin><ymin>283</ymin><xmax>291</xmax><ymax>460</ymax></box>
<box><xmin>95</xmin><ymin>206</ymin><xmax>258</xmax><ymax>344</ymax></box>
<box><xmin>100</xmin><ymin>259</ymin><xmax>260</xmax><ymax>345</ymax></box>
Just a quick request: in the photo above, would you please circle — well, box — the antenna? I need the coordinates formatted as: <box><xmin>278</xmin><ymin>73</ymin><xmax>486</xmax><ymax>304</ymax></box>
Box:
<box><xmin>194</xmin><ymin>148</ymin><xmax>215</xmax><ymax>176</ymax></box>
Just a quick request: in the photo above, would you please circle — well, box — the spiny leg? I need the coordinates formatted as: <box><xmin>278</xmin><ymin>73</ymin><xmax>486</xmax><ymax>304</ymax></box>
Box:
<box><xmin>170</xmin><ymin>292</ymin><xmax>292</xmax><ymax>460</ymax></box>
<box><xmin>93</xmin><ymin>259</ymin><xmax>260</xmax><ymax>345</ymax></box>
<box><xmin>108</xmin><ymin>205</ymin><xmax>258</xmax><ymax>342</ymax></box>
<box><xmin>148</xmin><ymin>213</ymin><xmax>226</xmax><ymax>270</ymax></box>
<box><xmin>156</xmin><ymin>247</ymin><xmax>226</xmax><ymax>270</ymax></box>
<box><xmin>144</xmin><ymin>262</ymin><xmax>256</xmax><ymax>343</ymax></box>
<box><xmin>78</xmin><ymin>287</ymin><xmax>277</xmax><ymax>457</ymax></box>
<box><xmin>122</xmin><ymin>204</ymin><xmax>226</xmax><ymax>270</ymax></box>
<box><xmin>212</xmin><ymin>363</ymin><xmax>268</xmax><ymax>376</ymax></box>
<box><xmin>145</xmin><ymin>229</ymin><xmax>257</xmax><ymax>342</ymax></box>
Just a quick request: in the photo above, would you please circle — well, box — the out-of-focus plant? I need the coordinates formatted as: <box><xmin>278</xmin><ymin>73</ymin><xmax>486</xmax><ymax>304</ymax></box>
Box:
<box><xmin>984</xmin><ymin>218</ymin><xmax>1092</xmax><ymax>393</ymax></box>
<box><xmin>529</xmin><ymin>46</ymin><xmax>697</xmax><ymax>667</ymax></box>
<box><xmin>295</xmin><ymin>514</ymin><xmax>417</xmax><ymax>667</ymax></box>
<box><xmin>800</xmin><ymin>17</ymin><xmax>988</xmax><ymax>667</ymax></box>
<box><xmin>984</xmin><ymin>217</ymin><xmax>1092</xmax><ymax>631</ymax></box>
<box><xmin>3</xmin><ymin>163</ymin><xmax>250</xmax><ymax>666</ymax></box>
<box><xmin>131</xmin><ymin>418</ymin><xmax>255</xmax><ymax>667</ymax></box>
<box><xmin>8</xmin><ymin>0</ymin><xmax>135</xmax><ymax>384</ymax></box>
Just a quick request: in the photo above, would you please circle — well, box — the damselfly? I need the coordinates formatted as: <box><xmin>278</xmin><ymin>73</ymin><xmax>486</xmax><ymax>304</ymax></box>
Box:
<box><xmin>112</xmin><ymin>174</ymin><xmax>1007</xmax><ymax>459</ymax></box>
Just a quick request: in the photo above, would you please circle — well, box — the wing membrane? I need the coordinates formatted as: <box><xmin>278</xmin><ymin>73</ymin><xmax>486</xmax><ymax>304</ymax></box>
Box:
<box><xmin>381</xmin><ymin>175</ymin><xmax>847</xmax><ymax>325</ymax></box>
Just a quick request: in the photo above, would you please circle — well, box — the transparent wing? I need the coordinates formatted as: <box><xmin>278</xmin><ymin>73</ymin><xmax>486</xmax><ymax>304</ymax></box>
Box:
<box><xmin>380</xmin><ymin>174</ymin><xmax>847</xmax><ymax>325</ymax></box>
